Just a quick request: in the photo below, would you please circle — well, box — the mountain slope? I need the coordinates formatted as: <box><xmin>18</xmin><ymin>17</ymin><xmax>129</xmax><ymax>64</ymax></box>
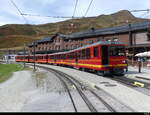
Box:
<box><xmin>0</xmin><ymin>10</ymin><xmax>150</xmax><ymax>49</ymax></box>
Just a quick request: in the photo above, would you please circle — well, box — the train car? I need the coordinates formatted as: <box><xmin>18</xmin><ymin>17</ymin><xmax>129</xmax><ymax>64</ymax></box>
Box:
<box><xmin>28</xmin><ymin>55</ymin><xmax>35</xmax><ymax>63</ymax></box>
<box><xmin>15</xmin><ymin>55</ymin><xmax>29</xmax><ymax>62</ymax></box>
<box><xmin>47</xmin><ymin>41</ymin><xmax>127</xmax><ymax>76</ymax></box>
<box><xmin>16</xmin><ymin>41</ymin><xmax>127</xmax><ymax>76</ymax></box>
<box><xmin>36</xmin><ymin>54</ymin><xmax>48</xmax><ymax>63</ymax></box>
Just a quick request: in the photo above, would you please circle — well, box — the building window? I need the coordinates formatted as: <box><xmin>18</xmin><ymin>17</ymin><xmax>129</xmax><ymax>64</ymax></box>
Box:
<box><xmin>147</xmin><ymin>32</ymin><xmax>150</xmax><ymax>41</ymax></box>
<box><xmin>65</xmin><ymin>45</ymin><xmax>68</xmax><ymax>49</ymax></box>
<box><xmin>58</xmin><ymin>46</ymin><xmax>60</xmax><ymax>50</ymax></box>
<box><xmin>87</xmin><ymin>40</ymin><xmax>93</xmax><ymax>44</ymax></box>
<box><xmin>71</xmin><ymin>45</ymin><xmax>74</xmax><ymax>49</ymax></box>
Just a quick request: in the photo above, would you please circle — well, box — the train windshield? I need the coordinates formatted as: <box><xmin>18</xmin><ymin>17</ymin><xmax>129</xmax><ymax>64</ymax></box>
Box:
<box><xmin>109</xmin><ymin>46</ymin><xmax>125</xmax><ymax>56</ymax></box>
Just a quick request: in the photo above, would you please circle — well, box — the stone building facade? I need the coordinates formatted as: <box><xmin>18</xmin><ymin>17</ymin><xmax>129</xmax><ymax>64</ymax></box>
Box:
<box><xmin>28</xmin><ymin>21</ymin><xmax>150</xmax><ymax>57</ymax></box>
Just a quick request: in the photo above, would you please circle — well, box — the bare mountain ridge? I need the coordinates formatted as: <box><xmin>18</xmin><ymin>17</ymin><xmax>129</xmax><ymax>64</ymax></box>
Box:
<box><xmin>0</xmin><ymin>10</ymin><xmax>150</xmax><ymax>49</ymax></box>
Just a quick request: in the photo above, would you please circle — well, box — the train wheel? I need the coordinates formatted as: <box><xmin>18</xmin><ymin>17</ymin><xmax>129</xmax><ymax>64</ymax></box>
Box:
<box><xmin>81</xmin><ymin>68</ymin><xmax>85</xmax><ymax>71</ymax></box>
<box><xmin>113</xmin><ymin>68</ymin><xmax>124</xmax><ymax>76</ymax></box>
<box><xmin>97</xmin><ymin>71</ymin><xmax>104</xmax><ymax>76</ymax></box>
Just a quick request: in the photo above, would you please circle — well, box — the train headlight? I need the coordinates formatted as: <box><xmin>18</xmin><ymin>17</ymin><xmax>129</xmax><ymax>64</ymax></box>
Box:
<box><xmin>122</xmin><ymin>60</ymin><xmax>126</xmax><ymax>63</ymax></box>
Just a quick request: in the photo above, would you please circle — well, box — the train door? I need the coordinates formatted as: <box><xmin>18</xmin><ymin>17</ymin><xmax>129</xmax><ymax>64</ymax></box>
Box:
<box><xmin>75</xmin><ymin>52</ymin><xmax>78</xmax><ymax>64</ymax></box>
<box><xmin>46</xmin><ymin>55</ymin><xmax>48</xmax><ymax>63</ymax></box>
<box><xmin>101</xmin><ymin>45</ymin><xmax>109</xmax><ymax>65</ymax></box>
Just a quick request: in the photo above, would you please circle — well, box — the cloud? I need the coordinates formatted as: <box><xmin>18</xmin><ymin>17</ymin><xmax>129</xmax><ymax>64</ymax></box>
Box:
<box><xmin>0</xmin><ymin>0</ymin><xmax>150</xmax><ymax>26</ymax></box>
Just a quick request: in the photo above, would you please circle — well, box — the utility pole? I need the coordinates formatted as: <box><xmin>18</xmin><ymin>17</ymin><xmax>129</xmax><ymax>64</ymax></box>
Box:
<box><xmin>33</xmin><ymin>41</ymin><xmax>36</xmax><ymax>72</ymax></box>
<box><xmin>138</xmin><ymin>58</ymin><xmax>142</xmax><ymax>73</ymax></box>
<box><xmin>128</xmin><ymin>24</ymin><xmax>134</xmax><ymax>65</ymax></box>
<box><xmin>23</xmin><ymin>43</ymin><xmax>26</xmax><ymax>68</ymax></box>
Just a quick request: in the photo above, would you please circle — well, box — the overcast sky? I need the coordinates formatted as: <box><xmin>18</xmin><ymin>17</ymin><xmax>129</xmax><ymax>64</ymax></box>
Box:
<box><xmin>0</xmin><ymin>0</ymin><xmax>150</xmax><ymax>26</ymax></box>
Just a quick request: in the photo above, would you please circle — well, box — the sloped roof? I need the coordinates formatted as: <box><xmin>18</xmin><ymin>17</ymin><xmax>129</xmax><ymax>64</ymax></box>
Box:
<box><xmin>28</xmin><ymin>37</ymin><xmax>52</xmax><ymax>47</ymax></box>
<box><xmin>37</xmin><ymin>37</ymin><xmax>52</xmax><ymax>43</ymax></box>
<box><xmin>28</xmin><ymin>21</ymin><xmax>150</xmax><ymax>47</ymax></box>
<box><xmin>62</xmin><ymin>21</ymin><xmax>150</xmax><ymax>39</ymax></box>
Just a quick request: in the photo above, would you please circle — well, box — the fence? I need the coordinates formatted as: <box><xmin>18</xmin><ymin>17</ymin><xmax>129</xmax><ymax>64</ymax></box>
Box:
<box><xmin>127</xmin><ymin>59</ymin><xmax>150</xmax><ymax>68</ymax></box>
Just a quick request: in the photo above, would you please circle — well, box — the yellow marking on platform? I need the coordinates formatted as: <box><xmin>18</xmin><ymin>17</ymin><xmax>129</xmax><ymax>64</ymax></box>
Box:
<box><xmin>133</xmin><ymin>82</ymin><xmax>145</xmax><ymax>87</ymax></box>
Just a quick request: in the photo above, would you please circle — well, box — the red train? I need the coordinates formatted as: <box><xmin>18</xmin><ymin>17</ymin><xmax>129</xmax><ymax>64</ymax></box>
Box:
<box><xmin>16</xmin><ymin>41</ymin><xmax>127</xmax><ymax>76</ymax></box>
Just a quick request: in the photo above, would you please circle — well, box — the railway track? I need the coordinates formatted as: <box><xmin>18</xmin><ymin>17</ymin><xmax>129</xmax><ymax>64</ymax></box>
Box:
<box><xmin>29</xmin><ymin>64</ymin><xmax>117</xmax><ymax>112</ymax></box>
<box><xmin>111</xmin><ymin>76</ymin><xmax>150</xmax><ymax>96</ymax></box>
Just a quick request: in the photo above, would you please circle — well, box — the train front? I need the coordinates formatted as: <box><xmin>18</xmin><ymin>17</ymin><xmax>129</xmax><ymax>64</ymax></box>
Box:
<box><xmin>108</xmin><ymin>44</ymin><xmax>127</xmax><ymax>75</ymax></box>
<box><xmin>100</xmin><ymin>42</ymin><xmax>127</xmax><ymax>76</ymax></box>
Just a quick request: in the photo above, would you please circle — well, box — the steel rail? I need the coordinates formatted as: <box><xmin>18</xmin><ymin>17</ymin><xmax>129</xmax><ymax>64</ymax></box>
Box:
<box><xmin>111</xmin><ymin>76</ymin><xmax>150</xmax><ymax>96</ymax></box>
<box><xmin>58</xmin><ymin>70</ymin><xmax>116</xmax><ymax>112</ymax></box>
<box><xmin>112</xmin><ymin>76</ymin><xmax>150</xmax><ymax>88</ymax></box>
<box><xmin>31</xmin><ymin>64</ymin><xmax>97</xmax><ymax>112</ymax></box>
<box><xmin>90</xmin><ymin>91</ymin><xmax>116</xmax><ymax>112</ymax></box>
<box><xmin>36</xmin><ymin>66</ymin><xmax>78</xmax><ymax>112</ymax></box>
<box><xmin>31</xmin><ymin>64</ymin><xmax>118</xmax><ymax>112</ymax></box>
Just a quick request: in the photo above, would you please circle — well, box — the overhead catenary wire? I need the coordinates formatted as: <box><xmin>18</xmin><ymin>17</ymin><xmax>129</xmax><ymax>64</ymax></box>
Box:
<box><xmin>10</xmin><ymin>0</ymin><xmax>28</xmax><ymax>23</ymax></box>
<box><xmin>21</xmin><ymin>13</ymin><xmax>82</xmax><ymax>19</ymax></box>
<box><xmin>84</xmin><ymin>0</ymin><xmax>94</xmax><ymax>17</ymax></box>
<box><xmin>139</xmin><ymin>12</ymin><xmax>149</xmax><ymax>18</ymax></box>
<box><xmin>130</xmin><ymin>9</ymin><xmax>150</xmax><ymax>18</ymax></box>
<box><xmin>10</xmin><ymin>0</ymin><xmax>37</xmax><ymax>71</ymax></box>
<box><xmin>130</xmin><ymin>9</ymin><xmax>150</xmax><ymax>12</ymax></box>
<box><xmin>72</xmin><ymin>0</ymin><xmax>79</xmax><ymax>18</ymax></box>
<box><xmin>144</xmin><ymin>14</ymin><xmax>150</xmax><ymax>18</ymax></box>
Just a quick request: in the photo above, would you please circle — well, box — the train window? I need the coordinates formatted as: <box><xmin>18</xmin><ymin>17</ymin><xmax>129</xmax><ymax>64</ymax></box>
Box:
<box><xmin>62</xmin><ymin>55</ymin><xmax>64</xmax><ymax>59</ymax></box>
<box><xmin>69</xmin><ymin>53</ymin><xmax>72</xmax><ymax>59</ymax></box>
<box><xmin>78</xmin><ymin>51</ymin><xmax>82</xmax><ymax>59</ymax></box>
<box><xmin>73</xmin><ymin>53</ymin><xmax>75</xmax><ymax>59</ymax></box>
<box><xmin>59</xmin><ymin>55</ymin><xmax>61</xmax><ymax>59</ymax></box>
<box><xmin>70</xmin><ymin>53</ymin><xmax>72</xmax><ymax>59</ymax></box>
<box><xmin>76</xmin><ymin>51</ymin><xmax>79</xmax><ymax>59</ymax></box>
<box><xmin>94</xmin><ymin>47</ymin><xmax>98</xmax><ymax>57</ymax></box>
<box><xmin>86</xmin><ymin>48</ymin><xmax>90</xmax><ymax>59</ymax></box>
<box><xmin>70</xmin><ymin>52</ymin><xmax>74</xmax><ymax>59</ymax></box>
<box><xmin>109</xmin><ymin>46</ymin><xmax>125</xmax><ymax>56</ymax></box>
<box><xmin>81</xmin><ymin>49</ymin><xmax>86</xmax><ymax>59</ymax></box>
<box><xmin>56</xmin><ymin>55</ymin><xmax>58</xmax><ymax>59</ymax></box>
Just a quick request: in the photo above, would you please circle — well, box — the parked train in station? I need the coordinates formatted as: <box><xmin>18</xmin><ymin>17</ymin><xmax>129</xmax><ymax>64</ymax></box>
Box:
<box><xmin>16</xmin><ymin>41</ymin><xmax>127</xmax><ymax>76</ymax></box>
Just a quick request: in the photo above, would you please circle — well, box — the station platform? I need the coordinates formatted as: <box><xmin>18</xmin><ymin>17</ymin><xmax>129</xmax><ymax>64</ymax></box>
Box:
<box><xmin>125</xmin><ymin>66</ymin><xmax>150</xmax><ymax>84</ymax></box>
<box><xmin>37</xmin><ymin>64</ymin><xmax>150</xmax><ymax>112</ymax></box>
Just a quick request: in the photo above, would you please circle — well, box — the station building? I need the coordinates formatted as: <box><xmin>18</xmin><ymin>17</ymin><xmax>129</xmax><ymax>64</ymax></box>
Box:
<box><xmin>28</xmin><ymin>21</ymin><xmax>150</xmax><ymax>59</ymax></box>
<box><xmin>3</xmin><ymin>54</ymin><xmax>17</xmax><ymax>64</ymax></box>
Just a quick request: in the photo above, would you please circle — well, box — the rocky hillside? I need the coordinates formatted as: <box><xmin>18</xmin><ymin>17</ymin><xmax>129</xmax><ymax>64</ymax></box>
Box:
<box><xmin>0</xmin><ymin>10</ymin><xmax>150</xmax><ymax>49</ymax></box>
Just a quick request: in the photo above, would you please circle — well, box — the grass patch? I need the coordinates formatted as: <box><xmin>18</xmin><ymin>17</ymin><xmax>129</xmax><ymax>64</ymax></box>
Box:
<box><xmin>0</xmin><ymin>64</ymin><xmax>25</xmax><ymax>83</ymax></box>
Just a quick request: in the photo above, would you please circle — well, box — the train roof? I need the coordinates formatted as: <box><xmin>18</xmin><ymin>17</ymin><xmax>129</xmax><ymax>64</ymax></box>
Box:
<box><xmin>49</xmin><ymin>41</ymin><xmax>126</xmax><ymax>55</ymax></box>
